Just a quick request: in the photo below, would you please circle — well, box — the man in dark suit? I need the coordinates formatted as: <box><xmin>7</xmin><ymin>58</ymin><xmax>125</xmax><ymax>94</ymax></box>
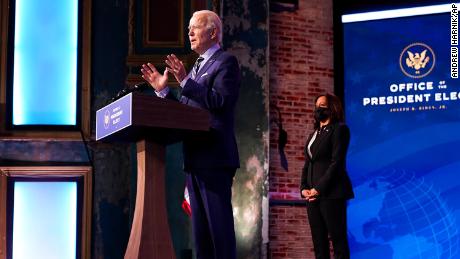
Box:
<box><xmin>140</xmin><ymin>10</ymin><xmax>240</xmax><ymax>259</ymax></box>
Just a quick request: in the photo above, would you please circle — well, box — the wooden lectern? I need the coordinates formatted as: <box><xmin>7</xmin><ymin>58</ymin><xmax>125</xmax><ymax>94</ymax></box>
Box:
<box><xmin>96</xmin><ymin>93</ymin><xmax>210</xmax><ymax>259</ymax></box>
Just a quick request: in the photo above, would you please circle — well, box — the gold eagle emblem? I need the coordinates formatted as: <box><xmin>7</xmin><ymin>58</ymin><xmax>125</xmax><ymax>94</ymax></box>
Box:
<box><xmin>405</xmin><ymin>49</ymin><xmax>430</xmax><ymax>74</ymax></box>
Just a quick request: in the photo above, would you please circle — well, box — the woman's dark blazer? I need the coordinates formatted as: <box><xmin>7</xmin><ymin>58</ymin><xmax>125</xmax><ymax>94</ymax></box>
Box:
<box><xmin>300</xmin><ymin>122</ymin><xmax>354</xmax><ymax>199</ymax></box>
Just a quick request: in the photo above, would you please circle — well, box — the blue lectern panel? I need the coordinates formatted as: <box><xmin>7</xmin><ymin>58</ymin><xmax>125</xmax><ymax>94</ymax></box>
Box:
<box><xmin>342</xmin><ymin>4</ymin><xmax>460</xmax><ymax>258</ymax></box>
<box><xmin>12</xmin><ymin>0</ymin><xmax>78</xmax><ymax>125</ymax></box>
<box><xmin>95</xmin><ymin>93</ymin><xmax>133</xmax><ymax>141</ymax></box>
<box><xmin>12</xmin><ymin>182</ymin><xmax>77</xmax><ymax>259</ymax></box>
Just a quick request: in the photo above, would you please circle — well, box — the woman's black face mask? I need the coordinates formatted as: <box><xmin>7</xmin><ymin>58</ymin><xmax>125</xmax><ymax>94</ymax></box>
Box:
<box><xmin>314</xmin><ymin>107</ymin><xmax>330</xmax><ymax>122</ymax></box>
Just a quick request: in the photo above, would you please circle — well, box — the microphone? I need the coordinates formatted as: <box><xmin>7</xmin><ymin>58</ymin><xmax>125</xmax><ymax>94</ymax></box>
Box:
<box><xmin>109</xmin><ymin>82</ymin><xmax>151</xmax><ymax>103</ymax></box>
<box><xmin>132</xmin><ymin>82</ymin><xmax>150</xmax><ymax>91</ymax></box>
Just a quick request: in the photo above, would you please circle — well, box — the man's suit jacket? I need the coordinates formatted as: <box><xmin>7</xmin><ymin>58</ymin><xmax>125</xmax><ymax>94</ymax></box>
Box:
<box><xmin>300</xmin><ymin>122</ymin><xmax>354</xmax><ymax>199</ymax></box>
<box><xmin>178</xmin><ymin>49</ymin><xmax>241</xmax><ymax>171</ymax></box>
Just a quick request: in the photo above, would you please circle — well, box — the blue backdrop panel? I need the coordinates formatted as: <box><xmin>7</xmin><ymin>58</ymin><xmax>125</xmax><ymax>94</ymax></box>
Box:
<box><xmin>12</xmin><ymin>0</ymin><xmax>78</xmax><ymax>125</ymax></box>
<box><xmin>342</xmin><ymin>4</ymin><xmax>460</xmax><ymax>259</ymax></box>
<box><xmin>12</xmin><ymin>182</ymin><xmax>77</xmax><ymax>259</ymax></box>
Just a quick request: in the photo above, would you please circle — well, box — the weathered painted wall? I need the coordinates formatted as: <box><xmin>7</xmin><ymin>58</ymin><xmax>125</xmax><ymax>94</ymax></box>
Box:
<box><xmin>222</xmin><ymin>0</ymin><xmax>270</xmax><ymax>258</ymax></box>
<box><xmin>90</xmin><ymin>1</ymin><xmax>132</xmax><ymax>258</ymax></box>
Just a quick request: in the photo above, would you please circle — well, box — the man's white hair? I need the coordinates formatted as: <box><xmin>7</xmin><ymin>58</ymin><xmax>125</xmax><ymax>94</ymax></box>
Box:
<box><xmin>193</xmin><ymin>10</ymin><xmax>223</xmax><ymax>43</ymax></box>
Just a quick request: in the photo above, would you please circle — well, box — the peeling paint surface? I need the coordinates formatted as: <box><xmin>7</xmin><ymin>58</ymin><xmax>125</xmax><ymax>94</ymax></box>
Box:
<box><xmin>223</xmin><ymin>0</ymin><xmax>269</xmax><ymax>258</ymax></box>
<box><xmin>0</xmin><ymin>141</ymin><xmax>88</xmax><ymax>163</ymax></box>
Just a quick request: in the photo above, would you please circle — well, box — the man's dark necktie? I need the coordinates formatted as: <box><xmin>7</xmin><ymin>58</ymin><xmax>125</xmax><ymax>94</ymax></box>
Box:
<box><xmin>193</xmin><ymin>56</ymin><xmax>204</xmax><ymax>79</ymax></box>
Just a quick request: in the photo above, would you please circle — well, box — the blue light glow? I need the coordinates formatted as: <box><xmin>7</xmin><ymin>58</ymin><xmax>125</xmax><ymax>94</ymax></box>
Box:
<box><xmin>12</xmin><ymin>0</ymin><xmax>79</xmax><ymax>125</ymax></box>
<box><xmin>342</xmin><ymin>4</ymin><xmax>451</xmax><ymax>23</ymax></box>
<box><xmin>342</xmin><ymin>9</ymin><xmax>460</xmax><ymax>258</ymax></box>
<box><xmin>12</xmin><ymin>182</ymin><xmax>77</xmax><ymax>259</ymax></box>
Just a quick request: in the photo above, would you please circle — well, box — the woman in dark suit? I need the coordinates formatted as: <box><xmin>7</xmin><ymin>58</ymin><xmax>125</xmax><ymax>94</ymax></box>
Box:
<box><xmin>300</xmin><ymin>93</ymin><xmax>354</xmax><ymax>259</ymax></box>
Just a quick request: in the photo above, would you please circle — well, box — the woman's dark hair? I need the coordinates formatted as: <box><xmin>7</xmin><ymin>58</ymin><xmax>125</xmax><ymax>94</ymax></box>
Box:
<box><xmin>313</xmin><ymin>93</ymin><xmax>345</xmax><ymax>129</ymax></box>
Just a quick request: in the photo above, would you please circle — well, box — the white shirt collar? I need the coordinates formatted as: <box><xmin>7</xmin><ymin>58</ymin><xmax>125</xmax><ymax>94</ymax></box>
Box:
<box><xmin>200</xmin><ymin>43</ymin><xmax>220</xmax><ymax>62</ymax></box>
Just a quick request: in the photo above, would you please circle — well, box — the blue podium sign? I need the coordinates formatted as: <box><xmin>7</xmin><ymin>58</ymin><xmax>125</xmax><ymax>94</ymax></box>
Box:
<box><xmin>96</xmin><ymin>94</ymin><xmax>132</xmax><ymax>140</ymax></box>
<box><xmin>93</xmin><ymin>91</ymin><xmax>210</xmax><ymax>257</ymax></box>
